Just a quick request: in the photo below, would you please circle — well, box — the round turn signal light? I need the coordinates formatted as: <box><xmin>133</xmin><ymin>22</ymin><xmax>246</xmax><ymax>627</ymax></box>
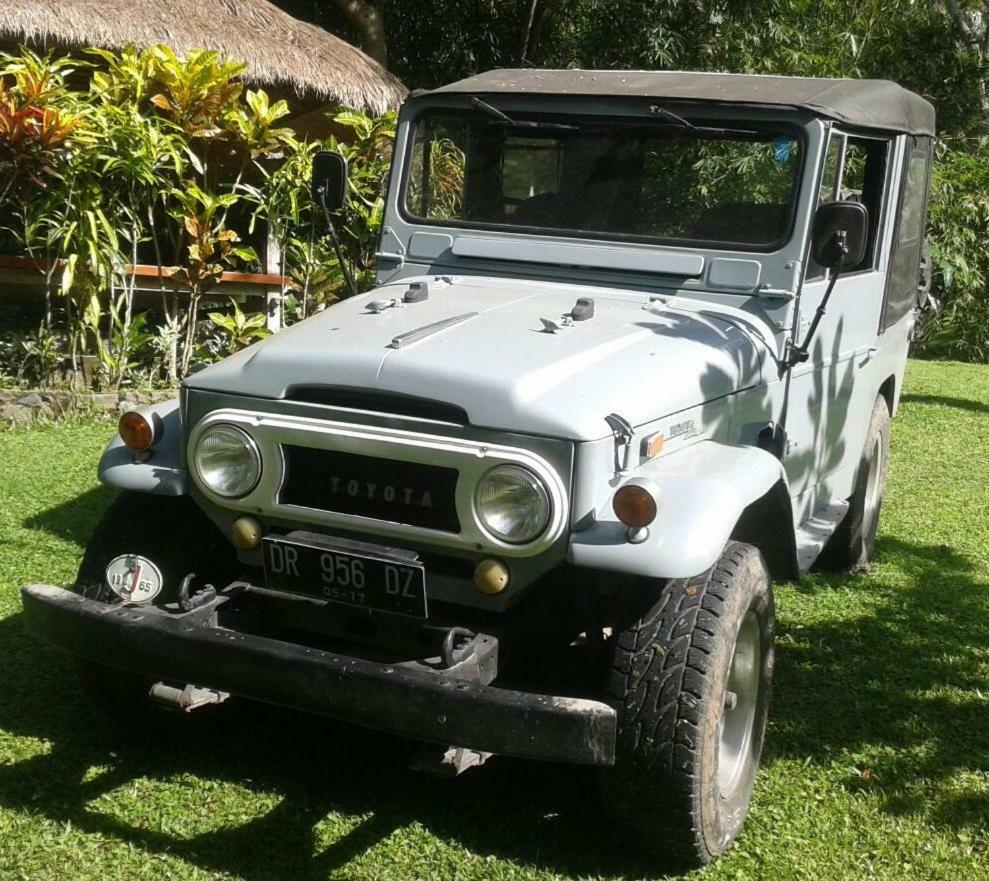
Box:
<box><xmin>118</xmin><ymin>411</ymin><xmax>155</xmax><ymax>451</ymax></box>
<box><xmin>230</xmin><ymin>516</ymin><xmax>263</xmax><ymax>551</ymax></box>
<box><xmin>612</xmin><ymin>482</ymin><xmax>658</xmax><ymax>528</ymax></box>
<box><xmin>474</xmin><ymin>559</ymin><xmax>510</xmax><ymax>595</ymax></box>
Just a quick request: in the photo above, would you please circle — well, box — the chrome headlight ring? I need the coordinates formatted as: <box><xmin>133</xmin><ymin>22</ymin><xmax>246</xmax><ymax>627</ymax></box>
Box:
<box><xmin>473</xmin><ymin>464</ymin><xmax>552</xmax><ymax>545</ymax></box>
<box><xmin>193</xmin><ymin>423</ymin><xmax>262</xmax><ymax>498</ymax></box>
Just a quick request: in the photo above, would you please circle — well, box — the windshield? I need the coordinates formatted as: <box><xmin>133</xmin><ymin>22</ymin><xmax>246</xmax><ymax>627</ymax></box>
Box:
<box><xmin>403</xmin><ymin>109</ymin><xmax>803</xmax><ymax>250</ymax></box>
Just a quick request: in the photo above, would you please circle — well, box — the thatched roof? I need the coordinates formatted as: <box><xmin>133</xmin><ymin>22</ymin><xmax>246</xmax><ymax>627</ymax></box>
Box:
<box><xmin>0</xmin><ymin>0</ymin><xmax>407</xmax><ymax>114</ymax></box>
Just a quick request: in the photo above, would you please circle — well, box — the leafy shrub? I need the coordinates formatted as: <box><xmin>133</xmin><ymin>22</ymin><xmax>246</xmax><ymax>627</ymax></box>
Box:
<box><xmin>0</xmin><ymin>326</ymin><xmax>69</xmax><ymax>386</ymax></box>
<box><xmin>0</xmin><ymin>45</ymin><xmax>398</xmax><ymax>387</ymax></box>
<box><xmin>922</xmin><ymin>142</ymin><xmax>989</xmax><ymax>362</ymax></box>
<box><xmin>203</xmin><ymin>299</ymin><xmax>270</xmax><ymax>359</ymax></box>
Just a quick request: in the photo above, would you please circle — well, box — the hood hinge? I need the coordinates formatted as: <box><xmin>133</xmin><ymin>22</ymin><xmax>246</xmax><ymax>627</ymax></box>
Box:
<box><xmin>605</xmin><ymin>413</ymin><xmax>634</xmax><ymax>474</ymax></box>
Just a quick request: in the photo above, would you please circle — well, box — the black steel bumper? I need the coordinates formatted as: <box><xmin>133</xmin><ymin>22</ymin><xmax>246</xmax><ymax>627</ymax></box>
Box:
<box><xmin>20</xmin><ymin>585</ymin><xmax>616</xmax><ymax>766</ymax></box>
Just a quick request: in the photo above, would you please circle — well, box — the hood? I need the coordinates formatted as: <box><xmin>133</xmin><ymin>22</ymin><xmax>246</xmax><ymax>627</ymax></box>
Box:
<box><xmin>185</xmin><ymin>277</ymin><xmax>773</xmax><ymax>441</ymax></box>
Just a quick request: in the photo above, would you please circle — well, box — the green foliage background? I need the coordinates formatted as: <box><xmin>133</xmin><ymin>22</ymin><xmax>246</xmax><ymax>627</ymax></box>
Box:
<box><xmin>281</xmin><ymin>0</ymin><xmax>989</xmax><ymax>361</ymax></box>
<box><xmin>0</xmin><ymin>46</ymin><xmax>395</xmax><ymax>388</ymax></box>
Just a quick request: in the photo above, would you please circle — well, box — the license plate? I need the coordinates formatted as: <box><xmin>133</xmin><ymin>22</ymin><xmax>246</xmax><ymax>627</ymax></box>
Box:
<box><xmin>262</xmin><ymin>534</ymin><xmax>427</xmax><ymax>618</ymax></box>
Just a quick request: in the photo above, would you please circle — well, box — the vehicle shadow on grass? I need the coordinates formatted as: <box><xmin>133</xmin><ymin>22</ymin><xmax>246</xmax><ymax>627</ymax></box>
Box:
<box><xmin>0</xmin><ymin>611</ymin><xmax>665</xmax><ymax>881</ymax></box>
<box><xmin>21</xmin><ymin>484</ymin><xmax>116</xmax><ymax>548</ymax></box>
<box><xmin>768</xmin><ymin>535</ymin><xmax>989</xmax><ymax>833</ymax></box>
<box><xmin>898</xmin><ymin>393</ymin><xmax>989</xmax><ymax>414</ymax></box>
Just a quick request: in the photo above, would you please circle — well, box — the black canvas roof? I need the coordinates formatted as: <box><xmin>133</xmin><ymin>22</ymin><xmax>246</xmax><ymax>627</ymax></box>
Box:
<box><xmin>425</xmin><ymin>69</ymin><xmax>935</xmax><ymax>137</ymax></box>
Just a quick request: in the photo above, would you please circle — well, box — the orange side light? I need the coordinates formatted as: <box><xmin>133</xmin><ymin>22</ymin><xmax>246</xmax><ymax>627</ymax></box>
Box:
<box><xmin>612</xmin><ymin>483</ymin><xmax>658</xmax><ymax>528</ymax></box>
<box><xmin>118</xmin><ymin>411</ymin><xmax>155</xmax><ymax>451</ymax></box>
<box><xmin>642</xmin><ymin>432</ymin><xmax>665</xmax><ymax>459</ymax></box>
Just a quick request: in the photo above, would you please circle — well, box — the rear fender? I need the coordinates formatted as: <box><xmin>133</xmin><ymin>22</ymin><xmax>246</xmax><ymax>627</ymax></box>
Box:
<box><xmin>568</xmin><ymin>440</ymin><xmax>795</xmax><ymax>579</ymax></box>
<box><xmin>98</xmin><ymin>399</ymin><xmax>188</xmax><ymax>496</ymax></box>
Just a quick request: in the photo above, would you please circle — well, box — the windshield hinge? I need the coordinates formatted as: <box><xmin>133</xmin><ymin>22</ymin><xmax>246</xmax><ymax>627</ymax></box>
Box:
<box><xmin>375</xmin><ymin>226</ymin><xmax>406</xmax><ymax>268</ymax></box>
<box><xmin>757</xmin><ymin>260</ymin><xmax>801</xmax><ymax>300</ymax></box>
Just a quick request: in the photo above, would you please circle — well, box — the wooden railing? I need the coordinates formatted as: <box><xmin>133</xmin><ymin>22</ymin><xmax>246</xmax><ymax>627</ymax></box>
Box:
<box><xmin>0</xmin><ymin>255</ymin><xmax>289</xmax><ymax>287</ymax></box>
<box><xmin>0</xmin><ymin>255</ymin><xmax>291</xmax><ymax>330</ymax></box>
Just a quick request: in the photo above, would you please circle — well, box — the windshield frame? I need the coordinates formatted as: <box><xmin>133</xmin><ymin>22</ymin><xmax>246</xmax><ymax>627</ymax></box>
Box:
<box><xmin>397</xmin><ymin>104</ymin><xmax>809</xmax><ymax>255</ymax></box>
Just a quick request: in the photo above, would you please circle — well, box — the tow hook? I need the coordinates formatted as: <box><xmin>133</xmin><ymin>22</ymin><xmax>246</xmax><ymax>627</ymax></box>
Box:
<box><xmin>149</xmin><ymin>682</ymin><xmax>229</xmax><ymax>712</ymax></box>
<box><xmin>178</xmin><ymin>573</ymin><xmax>216</xmax><ymax>611</ymax></box>
<box><xmin>409</xmin><ymin>742</ymin><xmax>492</xmax><ymax>776</ymax></box>
<box><xmin>440</xmin><ymin>627</ymin><xmax>476</xmax><ymax>669</ymax></box>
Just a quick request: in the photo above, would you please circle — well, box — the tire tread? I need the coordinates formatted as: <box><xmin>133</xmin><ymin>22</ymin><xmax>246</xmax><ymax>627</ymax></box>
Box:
<box><xmin>601</xmin><ymin>542</ymin><xmax>765</xmax><ymax>865</ymax></box>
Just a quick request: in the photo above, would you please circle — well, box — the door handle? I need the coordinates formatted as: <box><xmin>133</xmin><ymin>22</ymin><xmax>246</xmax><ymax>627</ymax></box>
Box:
<box><xmin>858</xmin><ymin>345</ymin><xmax>879</xmax><ymax>366</ymax></box>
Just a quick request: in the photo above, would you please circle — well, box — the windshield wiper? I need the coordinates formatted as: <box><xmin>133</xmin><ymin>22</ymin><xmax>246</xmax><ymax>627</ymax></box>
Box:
<box><xmin>470</xmin><ymin>96</ymin><xmax>580</xmax><ymax>132</ymax></box>
<box><xmin>646</xmin><ymin>104</ymin><xmax>756</xmax><ymax>137</ymax></box>
<box><xmin>649</xmin><ymin>104</ymin><xmax>698</xmax><ymax>130</ymax></box>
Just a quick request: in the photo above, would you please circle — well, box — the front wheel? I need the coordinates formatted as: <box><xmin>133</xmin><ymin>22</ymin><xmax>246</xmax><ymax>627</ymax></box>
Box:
<box><xmin>599</xmin><ymin>542</ymin><xmax>775</xmax><ymax>867</ymax></box>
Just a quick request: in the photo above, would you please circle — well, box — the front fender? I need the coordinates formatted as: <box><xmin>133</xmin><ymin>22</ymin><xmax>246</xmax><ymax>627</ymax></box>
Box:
<box><xmin>98</xmin><ymin>399</ymin><xmax>188</xmax><ymax>496</ymax></box>
<box><xmin>568</xmin><ymin>440</ymin><xmax>789</xmax><ymax>579</ymax></box>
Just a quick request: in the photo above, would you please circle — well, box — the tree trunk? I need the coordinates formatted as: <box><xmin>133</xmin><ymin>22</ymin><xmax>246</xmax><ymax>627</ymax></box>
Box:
<box><xmin>939</xmin><ymin>0</ymin><xmax>989</xmax><ymax>120</ymax></box>
<box><xmin>332</xmin><ymin>0</ymin><xmax>388</xmax><ymax>67</ymax></box>
<box><xmin>520</xmin><ymin>0</ymin><xmax>539</xmax><ymax>65</ymax></box>
<box><xmin>519</xmin><ymin>0</ymin><xmax>557</xmax><ymax>66</ymax></box>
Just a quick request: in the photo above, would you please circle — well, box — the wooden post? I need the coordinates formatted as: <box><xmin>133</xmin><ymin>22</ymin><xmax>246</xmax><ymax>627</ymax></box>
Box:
<box><xmin>264</xmin><ymin>232</ymin><xmax>283</xmax><ymax>333</ymax></box>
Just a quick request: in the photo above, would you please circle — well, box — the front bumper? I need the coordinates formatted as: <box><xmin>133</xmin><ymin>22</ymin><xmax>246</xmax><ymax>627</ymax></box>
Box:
<box><xmin>21</xmin><ymin>585</ymin><xmax>616</xmax><ymax>766</ymax></box>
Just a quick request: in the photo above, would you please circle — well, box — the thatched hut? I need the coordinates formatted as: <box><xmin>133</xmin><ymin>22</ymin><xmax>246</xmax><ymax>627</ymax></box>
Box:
<box><xmin>0</xmin><ymin>0</ymin><xmax>406</xmax><ymax>114</ymax></box>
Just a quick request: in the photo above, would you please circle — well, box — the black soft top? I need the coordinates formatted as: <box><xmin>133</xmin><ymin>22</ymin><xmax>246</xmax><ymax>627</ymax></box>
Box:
<box><xmin>424</xmin><ymin>69</ymin><xmax>935</xmax><ymax>137</ymax></box>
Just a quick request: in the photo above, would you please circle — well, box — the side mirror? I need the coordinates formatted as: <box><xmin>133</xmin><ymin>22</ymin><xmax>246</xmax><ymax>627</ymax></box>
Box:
<box><xmin>311</xmin><ymin>150</ymin><xmax>348</xmax><ymax>211</ymax></box>
<box><xmin>812</xmin><ymin>201</ymin><xmax>869</xmax><ymax>268</ymax></box>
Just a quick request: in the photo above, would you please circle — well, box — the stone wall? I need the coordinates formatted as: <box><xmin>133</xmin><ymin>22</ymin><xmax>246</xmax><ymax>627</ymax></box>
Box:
<box><xmin>0</xmin><ymin>389</ymin><xmax>178</xmax><ymax>427</ymax></box>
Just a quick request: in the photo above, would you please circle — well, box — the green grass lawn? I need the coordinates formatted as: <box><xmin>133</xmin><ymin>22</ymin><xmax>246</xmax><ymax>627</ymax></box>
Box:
<box><xmin>0</xmin><ymin>359</ymin><xmax>987</xmax><ymax>881</ymax></box>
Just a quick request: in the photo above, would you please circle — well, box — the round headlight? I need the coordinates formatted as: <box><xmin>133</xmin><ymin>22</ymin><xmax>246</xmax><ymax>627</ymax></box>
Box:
<box><xmin>474</xmin><ymin>465</ymin><xmax>551</xmax><ymax>544</ymax></box>
<box><xmin>194</xmin><ymin>425</ymin><xmax>261</xmax><ymax>498</ymax></box>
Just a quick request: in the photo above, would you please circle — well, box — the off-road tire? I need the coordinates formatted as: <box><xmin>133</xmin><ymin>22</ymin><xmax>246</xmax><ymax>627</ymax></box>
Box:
<box><xmin>818</xmin><ymin>394</ymin><xmax>891</xmax><ymax>571</ymax></box>
<box><xmin>599</xmin><ymin>542</ymin><xmax>775</xmax><ymax>868</ymax></box>
<box><xmin>72</xmin><ymin>491</ymin><xmax>237</xmax><ymax>719</ymax></box>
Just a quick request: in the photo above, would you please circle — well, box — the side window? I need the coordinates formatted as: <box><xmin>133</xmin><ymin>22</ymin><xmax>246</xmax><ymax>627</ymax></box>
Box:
<box><xmin>807</xmin><ymin>132</ymin><xmax>889</xmax><ymax>280</ymax></box>
<box><xmin>883</xmin><ymin>136</ymin><xmax>933</xmax><ymax>329</ymax></box>
<box><xmin>818</xmin><ymin>135</ymin><xmax>842</xmax><ymax>204</ymax></box>
<box><xmin>838</xmin><ymin>136</ymin><xmax>889</xmax><ymax>271</ymax></box>
<box><xmin>807</xmin><ymin>134</ymin><xmax>843</xmax><ymax>280</ymax></box>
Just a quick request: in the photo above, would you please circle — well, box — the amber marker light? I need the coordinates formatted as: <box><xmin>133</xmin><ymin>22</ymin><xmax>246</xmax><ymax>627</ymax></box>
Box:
<box><xmin>641</xmin><ymin>431</ymin><xmax>665</xmax><ymax>460</ymax></box>
<box><xmin>118</xmin><ymin>410</ymin><xmax>156</xmax><ymax>451</ymax></box>
<box><xmin>612</xmin><ymin>481</ymin><xmax>658</xmax><ymax>528</ymax></box>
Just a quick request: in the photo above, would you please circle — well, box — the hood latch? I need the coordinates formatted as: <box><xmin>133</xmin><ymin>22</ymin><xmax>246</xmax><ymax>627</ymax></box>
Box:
<box><xmin>538</xmin><ymin>297</ymin><xmax>596</xmax><ymax>333</ymax></box>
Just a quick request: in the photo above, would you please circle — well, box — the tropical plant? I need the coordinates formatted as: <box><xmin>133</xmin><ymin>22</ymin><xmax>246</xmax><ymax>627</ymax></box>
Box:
<box><xmin>146</xmin><ymin>46</ymin><xmax>245</xmax><ymax>145</ymax></box>
<box><xmin>166</xmin><ymin>183</ymin><xmax>256</xmax><ymax>375</ymax></box>
<box><xmin>0</xmin><ymin>50</ymin><xmax>87</xmax><ymax>208</ymax></box>
<box><xmin>239</xmin><ymin>106</ymin><xmax>398</xmax><ymax>323</ymax></box>
<box><xmin>206</xmin><ymin>299</ymin><xmax>271</xmax><ymax>357</ymax></box>
<box><xmin>99</xmin><ymin>312</ymin><xmax>155</xmax><ymax>387</ymax></box>
<box><xmin>0</xmin><ymin>324</ymin><xmax>69</xmax><ymax>386</ymax></box>
<box><xmin>324</xmin><ymin>106</ymin><xmax>397</xmax><ymax>290</ymax></box>
<box><xmin>0</xmin><ymin>44</ymin><xmax>305</xmax><ymax>386</ymax></box>
<box><xmin>922</xmin><ymin>140</ymin><xmax>989</xmax><ymax>361</ymax></box>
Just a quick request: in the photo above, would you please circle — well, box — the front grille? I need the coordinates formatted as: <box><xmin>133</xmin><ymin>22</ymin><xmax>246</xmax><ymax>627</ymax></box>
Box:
<box><xmin>279</xmin><ymin>445</ymin><xmax>461</xmax><ymax>533</ymax></box>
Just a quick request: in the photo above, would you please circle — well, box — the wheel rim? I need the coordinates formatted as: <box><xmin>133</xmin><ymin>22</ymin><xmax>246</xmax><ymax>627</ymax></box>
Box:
<box><xmin>718</xmin><ymin>611</ymin><xmax>761</xmax><ymax>799</ymax></box>
<box><xmin>864</xmin><ymin>436</ymin><xmax>884</xmax><ymax>524</ymax></box>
